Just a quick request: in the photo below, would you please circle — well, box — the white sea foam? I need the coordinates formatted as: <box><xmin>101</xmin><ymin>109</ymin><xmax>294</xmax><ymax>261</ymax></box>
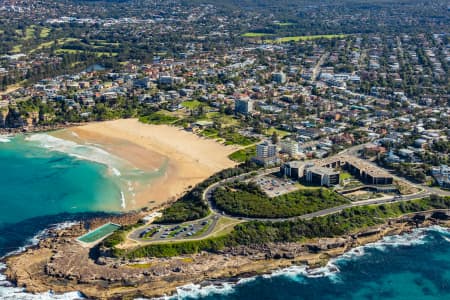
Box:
<box><xmin>1</xmin><ymin>221</ymin><xmax>79</xmax><ymax>260</ymax></box>
<box><xmin>0</xmin><ymin>136</ymin><xmax>11</xmax><ymax>143</ymax></box>
<box><xmin>139</xmin><ymin>282</ymin><xmax>237</xmax><ymax>300</ymax></box>
<box><xmin>120</xmin><ymin>191</ymin><xmax>126</xmax><ymax>209</ymax></box>
<box><xmin>111</xmin><ymin>167</ymin><xmax>121</xmax><ymax>176</ymax></box>
<box><xmin>236</xmin><ymin>276</ymin><xmax>258</xmax><ymax>285</ymax></box>
<box><xmin>155</xmin><ymin>282</ymin><xmax>235</xmax><ymax>300</ymax></box>
<box><xmin>0</xmin><ymin>273</ymin><xmax>85</xmax><ymax>300</ymax></box>
<box><xmin>262</xmin><ymin>261</ymin><xmax>341</xmax><ymax>283</ymax></box>
<box><xmin>26</xmin><ymin>133</ymin><xmax>126</xmax><ymax>172</ymax></box>
<box><xmin>139</xmin><ymin>226</ymin><xmax>450</xmax><ymax>300</ymax></box>
<box><xmin>0</xmin><ymin>222</ymin><xmax>84</xmax><ymax>299</ymax></box>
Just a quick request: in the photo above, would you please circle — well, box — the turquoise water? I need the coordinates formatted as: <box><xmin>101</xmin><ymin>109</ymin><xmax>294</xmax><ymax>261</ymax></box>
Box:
<box><xmin>78</xmin><ymin>223</ymin><xmax>120</xmax><ymax>243</ymax></box>
<box><xmin>0</xmin><ymin>135</ymin><xmax>122</xmax><ymax>227</ymax></box>
<box><xmin>174</xmin><ymin>226</ymin><xmax>450</xmax><ymax>300</ymax></box>
<box><xmin>0</xmin><ymin>133</ymin><xmax>138</xmax><ymax>258</ymax></box>
<box><xmin>1</xmin><ymin>133</ymin><xmax>450</xmax><ymax>300</ymax></box>
<box><xmin>0</xmin><ymin>132</ymin><xmax>167</xmax><ymax>259</ymax></box>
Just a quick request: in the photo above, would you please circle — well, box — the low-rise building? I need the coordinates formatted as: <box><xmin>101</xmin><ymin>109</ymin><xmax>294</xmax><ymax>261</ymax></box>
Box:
<box><xmin>280</xmin><ymin>161</ymin><xmax>306</xmax><ymax>180</ymax></box>
<box><xmin>432</xmin><ymin>165</ymin><xmax>450</xmax><ymax>188</ymax></box>
<box><xmin>306</xmin><ymin>166</ymin><xmax>340</xmax><ymax>187</ymax></box>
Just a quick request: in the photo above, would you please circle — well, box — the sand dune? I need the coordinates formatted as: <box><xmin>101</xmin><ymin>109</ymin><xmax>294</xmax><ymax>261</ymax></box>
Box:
<box><xmin>64</xmin><ymin>119</ymin><xmax>239</xmax><ymax>209</ymax></box>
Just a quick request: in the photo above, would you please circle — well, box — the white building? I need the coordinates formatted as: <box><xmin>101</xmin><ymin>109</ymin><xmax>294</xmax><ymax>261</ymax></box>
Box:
<box><xmin>256</xmin><ymin>141</ymin><xmax>277</xmax><ymax>158</ymax></box>
<box><xmin>253</xmin><ymin>141</ymin><xmax>279</xmax><ymax>166</ymax></box>
<box><xmin>432</xmin><ymin>165</ymin><xmax>450</xmax><ymax>188</ymax></box>
<box><xmin>280</xmin><ymin>139</ymin><xmax>299</xmax><ymax>157</ymax></box>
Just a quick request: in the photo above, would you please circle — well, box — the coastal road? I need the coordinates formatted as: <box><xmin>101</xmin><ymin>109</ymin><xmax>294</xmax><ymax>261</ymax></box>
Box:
<box><xmin>126</xmin><ymin>159</ymin><xmax>437</xmax><ymax>245</ymax></box>
<box><xmin>202</xmin><ymin>165</ymin><xmax>433</xmax><ymax>223</ymax></box>
<box><xmin>127</xmin><ymin>143</ymin><xmax>448</xmax><ymax>244</ymax></box>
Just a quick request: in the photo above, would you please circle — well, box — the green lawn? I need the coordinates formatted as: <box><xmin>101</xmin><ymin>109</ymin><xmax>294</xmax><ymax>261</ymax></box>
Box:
<box><xmin>91</xmin><ymin>40</ymin><xmax>121</xmax><ymax>47</ymax></box>
<box><xmin>221</xmin><ymin>131</ymin><xmax>259</xmax><ymax>146</ymax></box>
<box><xmin>39</xmin><ymin>27</ymin><xmax>51</xmax><ymax>38</ymax></box>
<box><xmin>340</xmin><ymin>172</ymin><xmax>353</xmax><ymax>182</ymax></box>
<box><xmin>265</xmin><ymin>34</ymin><xmax>347</xmax><ymax>43</ymax></box>
<box><xmin>198</xmin><ymin>127</ymin><xmax>257</xmax><ymax>146</ymax></box>
<box><xmin>11</xmin><ymin>44</ymin><xmax>22</xmax><ymax>53</ymax></box>
<box><xmin>199</xmin><ymin>127</ymin><xmax>220</xmax><ymax>138</ymax></box>
<box><xmin>32</xmin><ymin>38</ymin><xmax>80</xmax><ymax>53</ymax></box>
<box><xmin>181</xmin><ymin>100</ymin><xmax>205</xmax><ymax>109</ymax></box>
<box><xmin>242</xmin><ymin>32</ymin><xmax>274</xmax><ymax>37</ymax></box>
<box><xmin>228</xmin><ymin>145</ymin><xmax>256</xmax><ymax>162</ymax></box>
<box><xmin>55</xmin><ymin>49</ymin><xmax>80</xmax><ymax>54</ymax></box>
<box><xmin>212</xmin><ymin>114</ymin><xmax>239</xmax><ymax>127</ymax></box>
<box><xmin>23</xmin><ymin>26</ymin><xmax>36</xmax><ymax>40</ymax></box>
<box><xmin>139</xmin><ymin>112</ymin><xmax>179</xmax><ymax>125</ymax></box>
<box><xmin>265</xmin><ymin>127</ymin><xmax>291</xmax><ymax>138</ymax></box>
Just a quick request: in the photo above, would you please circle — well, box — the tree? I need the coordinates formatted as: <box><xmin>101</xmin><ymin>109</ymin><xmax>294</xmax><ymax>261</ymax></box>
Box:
<box><xmin>271</xmin><ymin>131</ymin><xmax>279</xmax><ymax>144</ymax></box>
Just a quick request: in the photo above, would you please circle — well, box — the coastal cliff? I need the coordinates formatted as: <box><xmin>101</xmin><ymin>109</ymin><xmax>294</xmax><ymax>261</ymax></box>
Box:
<box><xmin>3</xmin><ymin>210</ymin><xmax>450</xmax><ymax>299</ymax></box>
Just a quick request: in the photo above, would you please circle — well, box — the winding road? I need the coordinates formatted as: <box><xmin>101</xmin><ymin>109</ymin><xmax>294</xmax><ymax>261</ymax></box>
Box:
<box><xmin>202</xmin><ymin>143</ymin><xmax>450</xmax><ymax>223</ymax></box>
<box><xmin>127</xmin><ymin>145</ymin><xmax>448</xmax><ymax>244</ymax></box>
<box><xmin>202</xmin><ymin>169</ymin><xmax>432</xmax><ymax>222</ymax></box>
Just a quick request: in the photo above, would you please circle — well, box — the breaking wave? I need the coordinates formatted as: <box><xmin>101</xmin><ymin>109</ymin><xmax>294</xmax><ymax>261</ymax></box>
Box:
<box><xmin>1</xmin><ymin>221</ymin><xmax>79</xmax><ymax>260</ymax></box>
<box><xmin>148</xmin><ymin>282</ymin><xmax>235</xmax><ymax>300</ymax></box>
<box><xmin>0</xmin><ymin>136</ymin><xmax>11</xmax><ymax>143</ymax></box>
<box><xmin>25</xmin><ymin>133</ymin><xmax>127</xmax><ymax>175</ymax></box>
<box><xmin>0</xmin><ymin>268</ymin><xmax>85</xmax><ymax>300</ymax></box>
<box><xmin>0</xmin><ymin>222</ymin><xmax>84</xmax><ymax>299</ymax></box>
<box><xmin>146</xmin><ymin>226</ymin><xmax>450</xmax><ymax>299</ymax></box>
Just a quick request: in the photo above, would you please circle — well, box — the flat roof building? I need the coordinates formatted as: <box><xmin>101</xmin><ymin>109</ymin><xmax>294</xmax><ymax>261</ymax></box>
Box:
<box><xmin>315</xmin><ymin>155</ymin><xmax>393</xmax><ymax>185</ymax></box>
<box><xmin>280</xmin><ymin>161</ymin><xmax>306</xmax><ymax>180</ymax></box>
<box><xmin>306</xmin><ymin>166</ymin><xmax>340</xmax><ymax>187</ymax></box>
<box><xmin>235</xmin><ymin>97</ymin><xmax>254</xmax><ymax>115</ymax></box>
<box><xmin>253</xmin><ymin>141</ymin><xmax>279</xmax><ymax>166</ymax></box>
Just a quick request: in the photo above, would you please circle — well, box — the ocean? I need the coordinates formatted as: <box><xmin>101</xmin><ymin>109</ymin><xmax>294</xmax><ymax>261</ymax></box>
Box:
<box><xmin>1</xmin><ymin>134</ymin><xmax>450</xmax><ymax>299</ymax></box>
<box><xmin>169</xmin><ymin>226</ymin><xmax>450</xmax><ymax>300</ymax></box>
<box><xmin>0</xmin><ymin>132</ymin><xmax>165</xmax><ymax>259</ymax></box>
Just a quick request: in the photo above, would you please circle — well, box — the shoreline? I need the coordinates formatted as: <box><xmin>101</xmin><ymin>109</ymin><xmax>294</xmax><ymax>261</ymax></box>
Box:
<box><xmin>0</xmin><ymin>123</ymin><xmax>79</xmax><ymax>136</ymax></box>
<box><xmin>2</xmin><ymin>119</ymin><xmax>239</xmax><ymax>211</ymax></box>
<box><xmin>54</xmin><ymin>119</ymin><xmax>239</xmax><ymax>211</ymax></box>
<box><xmin>2</xmin><ymin>209</ymin><xmax>449</xmax><ymax>299</ymax></box>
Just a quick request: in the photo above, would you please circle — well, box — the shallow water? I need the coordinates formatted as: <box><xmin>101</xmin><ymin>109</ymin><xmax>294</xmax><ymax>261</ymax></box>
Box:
<box><xmin>0</xmin><ymin>134</ymin><xmax>123</xmax><ymax>228</ymax></box>
<box><xmin>1</xmin><ymin>134</ymin><xmax>450</xmax><ymax>300</ymax></box>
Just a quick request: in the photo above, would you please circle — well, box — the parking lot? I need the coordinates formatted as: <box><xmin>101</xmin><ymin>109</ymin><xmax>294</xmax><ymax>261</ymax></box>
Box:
<box><xmin>129</xmin><ymin>215</ymin><xmax>219</xmax><ymax>242</ymax></box>
<box><xmin>252</xmin><ymin>175</ymin><xmax>299</xmax><ymax>197</ymax></box>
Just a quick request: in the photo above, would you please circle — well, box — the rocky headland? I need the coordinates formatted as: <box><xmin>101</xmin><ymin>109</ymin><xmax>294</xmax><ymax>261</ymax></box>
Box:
<box><xmin>3</xmin><ymin>210</ymin><xmax>450</xmax><ymax>299</ymax></box>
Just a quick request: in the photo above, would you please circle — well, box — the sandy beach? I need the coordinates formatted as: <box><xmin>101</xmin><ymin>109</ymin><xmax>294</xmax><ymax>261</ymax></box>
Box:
<box><xmin>55</xmin><ymin>119</ymin><xmax>239</xmax><ymax>210</ymax></box>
